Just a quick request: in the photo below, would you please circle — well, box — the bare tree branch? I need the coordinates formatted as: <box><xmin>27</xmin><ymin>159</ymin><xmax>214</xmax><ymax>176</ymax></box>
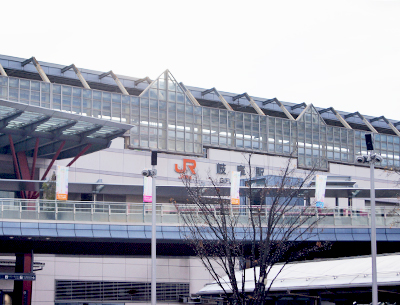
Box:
<box><xmin>175</xmin><ymin>154</ymin><xmax>329</xmax><ymax>305</ymax></box>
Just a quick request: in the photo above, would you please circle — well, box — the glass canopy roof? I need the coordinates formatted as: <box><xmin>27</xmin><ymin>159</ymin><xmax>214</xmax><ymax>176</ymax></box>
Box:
<box><xmin>0</xmin><ymin>99</ymin><xmax>131</xmax><ymax>159</ymax></box>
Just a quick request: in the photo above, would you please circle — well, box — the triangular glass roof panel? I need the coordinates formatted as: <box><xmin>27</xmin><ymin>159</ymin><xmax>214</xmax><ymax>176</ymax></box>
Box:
<box><xmin>139</xmin><ymin>69</ymin><xmax>196</xmax><ymax>106</ymax></box>
<box><xmin>296</xmin><ymin>104</ymin><xmax>326</xmax><ymax>125</ymax></box>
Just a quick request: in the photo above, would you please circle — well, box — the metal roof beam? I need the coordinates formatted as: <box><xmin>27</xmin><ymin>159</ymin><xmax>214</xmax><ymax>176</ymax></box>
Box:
<box><xmin>78</xmin><ymin>125</ymin><xmax>103</xmax><ymax>139</ymax></box>
<box><xmin>20</xmin><ymin>116</ymin><xmax>52</xmax><ymax>135</ymax></box>
<box><xmin>262</xmin><ymin>98</ymin><xmax>295</xmax><ymax>120</ymax></box>
<box><xmin>61</xmin><ymin>64</ymin><xmax>91</xmax><ymax>89</ymax></box>
<box><xmin>99</xmin><ymin>70</ymin><xmax>129</xmax><ymax>95</ymax></box>
<box><xmin>0</xmin><ymin>62</ymin><xmax>7</xmax><ymax>76</ymax></box>
<box><xmin>319</xmin><ymin>107</ymin><xmax>352</xmax><ymax>129</ymax></box>
<box><xmin>0</xmin><ymin>110</ymin><xmax>24</xmax><ymax>130</ymax></box>
<box><xmin>0</xmin><ymin>120</ymin><xmax>77</xmax><ymax>152</ymax></box>
<box><xmin>344</xmin><ymin>111</ymin><xmax>377</xmax><ymax>133</ymax></box>
<box><xmin>21</xmin><ymin>57</ymin><xmax>50</xmax><ymax>83</ymax></box>
<box><xmin>37</xmin><ymin>138</ymin><xmax>87</xmax><ymax>158</ymax></box>
<box><xmin>232</xmin><ymin>93</ymin><xmax>265</xmax><ymax>116</ymax></box>
<box><xmin>370</xmin><ymin>116</ymin><xmax>400</xmax><ymax>137</ymax></box>
<box><xmin>134</xmin><ymin>77</ymin><xmax>152</xmax><ymax>86</ymax></box>
<box><xmin>291</xmin><ymin>102</ymin><xmax>307</xmax><ymax>110</ymax></box>
<box><xmin>179</xmin><ymin>82</ymin><xmax>201</xmax><ymax>106</ymax></box>
<box><xmin>201</xmin><ymin>87</ymin><xmax>233</xmax><ymax>111</ymax></box>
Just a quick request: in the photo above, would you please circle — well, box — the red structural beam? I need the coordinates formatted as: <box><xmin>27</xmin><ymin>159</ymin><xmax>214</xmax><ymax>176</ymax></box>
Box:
<box><xmin>9</xmin><ymin>135</ymin><xmax>25</xmax><ymax>199</ymax></box>
<box><xmin>40</xmin><ymin>141</ymin><xmax>66</xmax><ymax>181</ymax></box>
<box><xmin>9</xmin><ymin>135</ymin><xmax>21</xmax><ymax>180</ymax></box>
<box><xmin>32</xmin><ymin>141</ymin><xmax>66</xmax><ymax>199</ymax></box>
<box><xmin>30</xmin><ymin>138</ymin><xmax>39</xmax><ymax>180</ymax></box>
<box><xmin>66</xmin><ymin>143</ymin><xmax>92</xmax><ymax>167</ymax></box>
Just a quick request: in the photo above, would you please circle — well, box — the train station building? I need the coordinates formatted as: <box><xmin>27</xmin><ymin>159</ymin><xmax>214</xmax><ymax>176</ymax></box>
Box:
<box><xmin>0</xmin><ymin>54</ymin><xmax>399</xmax><ymax>304</ymax></box>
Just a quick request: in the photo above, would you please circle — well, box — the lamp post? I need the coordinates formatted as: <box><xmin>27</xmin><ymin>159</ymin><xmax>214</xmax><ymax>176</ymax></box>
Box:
<box><xmin>356</xmin><ymin>134</ymin><xmax>382</xmax><ymax>305</ymax></box>
<box><xmin>142</xmin><ymin>151</ymin><xmax>158</xmax><ymax>305</ymax></box>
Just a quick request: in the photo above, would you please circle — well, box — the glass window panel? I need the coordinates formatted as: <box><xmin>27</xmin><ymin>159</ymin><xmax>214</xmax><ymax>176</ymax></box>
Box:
<box><xmin>0</xmin><ymin>86</ymin><xmax>7</xmax><ymax>98</ymax></box>
<box><xmin>131</xmin><ymin>97</ymin><xmax>140</xmax><ymax>108</ymax></box>
<box><xmin>102</xmin><ymin>92</ymin><xmax>111</xmax><ymax>102</ymax></box>
<box><xmin>176</xmin><ymin>141</ymin><xmax>184</xmax><ymax>152</ymax></box>
<box><xmin>186</xmin><ymin>105</ymin><xmax>193</xmax><ymax>115</ymax></box>
<box><xmin>93</xmin><ymin>91</ymin><xmax>102</xmax><ymax>100</ymax></box>
<box><xmin>9</xmin><ymin>78</ymin><xmax>19</xmax><ymax>88</ymax></box>
<box><xmin>93</xmin><ymin>100</ymin><xmax>101</xmax><ymax>110</ymax></box>
<box><xmin>72</xmin><ymin>87</ymin><xmax>81</xmax><ymax>97</ymax></box>
<box><xmin>168</xmin><ymin>79</ymin><xmax>176</xmax><ymax>91</ymax></box>
<box><xmin>159</xmin><ymin>78</ymin><xmax>166</xmax><ymax>89</ymax></box>
<box><xmin>103</xmin><ymin>101</ymin><xmax>111</xmax><ymax>112</ymax></box>
<box><xmin>20</xmin><ymin>79</ymin><xmax>30</xmax><ymax>89</ymax></box>
<box><xmin>158</xmin><ymin>90</ymin><xmax>166</xmax><ymax>101</ymax></box>
<box><xmin>177</xmin><ymin>92</ymin><xmax>184</xmax><ymax>103</ymax></box>
<box><xmin>83</xmin><ymin>89</ymin><xmax>92</xmax><ymax>98</ymax></box>
<box><xmin>40</xmin><ymin>83</ymin><xmax>50</xmax><ymax>94</ymax></box>
<box><xmin>112</xmin><ymin>93</ymin><xmax>121</xmax><ymax>103</ymax></box>
<box><xmin>30</xmin><ymin>81</ymin><xmax>39</xmax><ymax>91</ymax></box>
<box><xmin>72</xmin><ymin>96</ymin><xmax>82</xmax><ymax>108</ymax></box>
<box><xmin>20</xmin><ymin>89</ymin><xmax>29</xmax><ymax>101</ymax></box>
<box><xmin>31</xmin><ymin>91</ymin><xmax>40</xmax><ymax>102</ymax></box>
<box><xmin>185</xmin><ymin>142</ymin><xmax>193</xmax><ymax>152</ymax></box>
<box><xmin>177</xmin><ymin>104</ymin><xmax>185</xmax><ymax>116</ymax></box>
<box><xmin>9</xmin><ymin>88</ymin><xmax>18</xmax><ymax>101</ymax></box>
<box><xmin>62</xmin><ymin>86</ymin><xmax>72</xmax><ymax>95</ymax></box>
<box><xmin>83</xmin><ymin>99</ymin><xmax>91</xmax><ymax>116</ymax></box>
<box><xmin>211</xmin><ymin>109</ymin><xmax>219</xmax><ymax>126</ymax></box>
<box><xmin>0</xmin><ymin>76</ymin><xmax>7</xmax><ymax>86</ymax></box>
<box><xmin>150</xmin><ymin>89</ymin><xmax>158</xmax><ymax>99</ymax></box>
<box><xmin>176</xmin><ymin>131</ymin><xmax>184</xmax><ymax>140</ymax></box>
<box><xmin>168</xmin><ymin>91</ymin><xmax>176</xmax><ymax>102</ymax></box>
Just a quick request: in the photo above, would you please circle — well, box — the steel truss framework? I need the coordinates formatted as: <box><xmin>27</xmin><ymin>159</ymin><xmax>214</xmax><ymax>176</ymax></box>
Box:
<box><xmin>1</xmin><ymin>55</ymin><xmax>400</xmax><ymax>171</ymax></box>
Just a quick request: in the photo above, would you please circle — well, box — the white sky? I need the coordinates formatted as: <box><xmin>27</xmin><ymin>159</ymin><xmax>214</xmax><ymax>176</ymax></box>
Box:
<box><xmin>2</xmin><ymin>0</ymin><xmax>400</xmax><ymax>119</ymax></box>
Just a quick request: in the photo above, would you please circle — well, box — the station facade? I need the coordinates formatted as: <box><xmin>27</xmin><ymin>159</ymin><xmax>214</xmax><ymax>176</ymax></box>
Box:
<box><xmin>0</xmin><ymin>54</ymin><xmax>399</xmax><ymax>304</ymax></box>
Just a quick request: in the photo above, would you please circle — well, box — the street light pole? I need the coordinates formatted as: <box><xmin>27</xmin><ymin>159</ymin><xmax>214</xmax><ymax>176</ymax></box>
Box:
<box><xmin>151</xmin><ymin>151</ymin><xmax>157</xmax><ymax>305</ymax></box>
<box><xmin>357</xmin><ymin>134</ymin><xmax>381</xmax><ymax>305</ymax></box>
<box><xmin>370</xmin><ymin>154</ymin><xmax>378</xmax><ymax>305</ymax></box>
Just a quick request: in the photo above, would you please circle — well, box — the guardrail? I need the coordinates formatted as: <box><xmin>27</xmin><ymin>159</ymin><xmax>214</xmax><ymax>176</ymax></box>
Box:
<box><xmin>0</xmin><ymin>198</ymin><xmax>399</xmax><ymax>227</ymax></box>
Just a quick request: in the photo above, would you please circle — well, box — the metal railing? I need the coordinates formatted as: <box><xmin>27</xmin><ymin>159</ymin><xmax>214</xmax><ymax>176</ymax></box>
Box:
<box><xmin>0</xmin><ymin>198</ymin><xmax>399</xmax><ymax>227</ymax></box>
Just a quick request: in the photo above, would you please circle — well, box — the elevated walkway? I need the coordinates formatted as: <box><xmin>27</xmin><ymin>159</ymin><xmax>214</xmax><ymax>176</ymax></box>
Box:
<box><xmin>0</xmin><ymin>198</ymin><xmax>400</xmax><ymax>242</ymax></box>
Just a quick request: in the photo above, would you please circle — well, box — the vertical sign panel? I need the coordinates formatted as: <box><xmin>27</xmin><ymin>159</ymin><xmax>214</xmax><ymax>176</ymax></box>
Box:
<box><xmin>315</xmin><ymin>175</ymin><xmax>327</xmax><ymax>208</ymax></box>
<box><xmin>143</xmin><ymin>176</ymin><xmax>153</xmax><ymax>203</ymax></box>
<box><xmin>231</xmin><ymin>171</ymin><xmax>240</xmax><ymax>205</ymax></box>
<box><xmin>56</xmin><ymin>165</ymin><xmax>69</xmax><ymax>200</ymax></box>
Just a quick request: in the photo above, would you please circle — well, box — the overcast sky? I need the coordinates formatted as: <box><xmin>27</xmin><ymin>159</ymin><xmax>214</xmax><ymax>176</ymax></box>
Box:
<box><xmin>2</xmin><ymin>0</ymin><xmax>400</xmax><ymax>119</ymax></box>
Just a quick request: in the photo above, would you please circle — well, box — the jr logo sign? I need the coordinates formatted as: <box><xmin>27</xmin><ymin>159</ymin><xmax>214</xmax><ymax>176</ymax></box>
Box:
<box><xmin>175</xmin><ymin>159</ymin><xmax>196</xmax><ymax>177</ymax></box>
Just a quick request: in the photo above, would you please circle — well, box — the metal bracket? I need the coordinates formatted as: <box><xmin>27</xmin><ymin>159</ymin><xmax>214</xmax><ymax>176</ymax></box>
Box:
<box><xmin>61</xmin><ymin>64</ymin><xmax>91</xmax><ymax>89</ymax></box>
<box><xmin>99</xmin><ymin>70</ymin><xmax>129</xmax><ymax>95</ymax></box>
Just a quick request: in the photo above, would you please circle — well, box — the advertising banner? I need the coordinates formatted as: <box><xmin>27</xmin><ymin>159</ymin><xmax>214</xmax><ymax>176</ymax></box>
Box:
<box><xmin>315</xmin><ymin>175</ymin><xmax>327</xmax><ymax>208</ymax></box>
<box><xmin>56</xmin><ymin>165</ymin><xmax>69</xmax><ymax>200</ymax></box>
<box><xmin>143</xmin><ymin>176</ymin><xmax>152</xmax><ymax>203</ymax></box>
<box><xmin>231</xmin><ymin>171</ymin><xmax>241</xmax><ymax>205</ymax></box>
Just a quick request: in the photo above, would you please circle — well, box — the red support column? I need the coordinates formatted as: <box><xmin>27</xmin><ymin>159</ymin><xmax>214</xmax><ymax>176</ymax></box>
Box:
<box><xmin>13</xmin><ymin>252</ymin><xmax>33</xmax><ymax>305</ymax></box>
<box><xmin>16</xmin><ymin>152</ymin><xmax>32</xmax><ymax>200</ymax></box>
<box><xmin>66</xmin><ymin>143</ymin><xmax>92</xmax><ymax>167</ymax></box>
<box><xmin>9</xmin><ymin>135</ymin><xmax>25</xmax><ymax>199</ymax></box>
<box><xmin>30</xmin><ymin>138</ymin><xmax>39</xmax><ymax>180</ymax></box>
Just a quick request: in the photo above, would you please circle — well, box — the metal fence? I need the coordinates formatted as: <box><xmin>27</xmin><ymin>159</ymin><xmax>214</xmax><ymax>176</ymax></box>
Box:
<box><xmin>0</xmin><ymin>198</ymin><xmax>399</xmax><ymax>227</ymax></box>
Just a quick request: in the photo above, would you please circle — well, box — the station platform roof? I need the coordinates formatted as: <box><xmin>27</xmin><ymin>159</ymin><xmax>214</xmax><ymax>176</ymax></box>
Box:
<box><xmin>0</xmin><ymin>99</ymin><xmax>131</xmax><ymax>159</ymax></box>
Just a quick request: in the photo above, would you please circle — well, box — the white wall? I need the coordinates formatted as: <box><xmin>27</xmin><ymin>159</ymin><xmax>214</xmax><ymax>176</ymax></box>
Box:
<box><xmin>32</xmin><ymin>254</ymin><xmax>218</xmax><ymax>305</ymax></box>
<box><xmin>30</xmin><ymin>139</ymin><xmax>400</xmax><ymax>207</ymax></box>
